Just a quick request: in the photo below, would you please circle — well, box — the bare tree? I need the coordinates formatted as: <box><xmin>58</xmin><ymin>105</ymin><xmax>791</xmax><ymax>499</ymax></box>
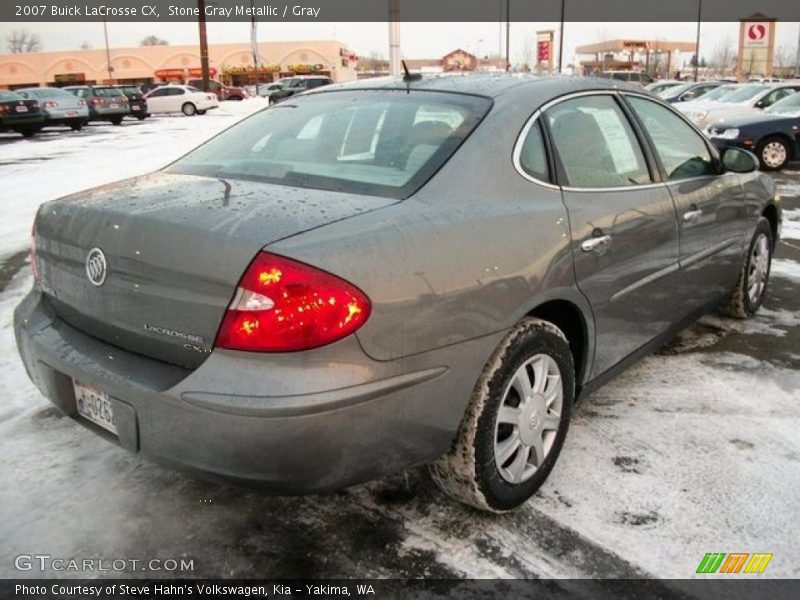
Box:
<box><xmin>517</xmin><ymin>30</ymin><xmax>535</xmax><ymax>72</ymax></box>
<box><xmin>79</xmin><ymin>41</ymin><xmax>92</xmax><ymax>50</ymax></box>
<box><xmin>6</xmin><ymin>29</ymin><xmax>42</xmax><ymax>53</ymax></box>
<box><xmin>773</xmin><ymin>45</ymin><xmax>793</xmax><ymax>76</ymax></box>
<box><xmin>140</xmin><ymin>35</ymin><xmax>169</xmax><ymax>46</ymax></box>
<box><xmin>710</xmin><ymin>36</ymin><xmax>735</xmax><ymax>77</ymax></box>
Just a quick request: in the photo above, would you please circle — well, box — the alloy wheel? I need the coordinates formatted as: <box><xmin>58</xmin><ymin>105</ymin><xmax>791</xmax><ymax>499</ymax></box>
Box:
<box><xmin>748</xmin><ymin>233</ymin><xmax>770</xmax><ymax>305</ymax></box>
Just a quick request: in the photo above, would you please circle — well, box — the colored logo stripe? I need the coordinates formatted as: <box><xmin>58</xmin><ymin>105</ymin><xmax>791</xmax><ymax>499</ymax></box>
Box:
<box><xmin>697</xmin><ymin>553</ymin><xmax>773</xmax><ymax>574</ymax></box>
<box><xmin>744</xmin><ymin>554</ymin><xmax>773</xmax><ymax>574</ymax></box>
<box><xmin>697</xmin><ymin>553</ymin><xmax>726</xmax><ymax>573</ymax></box>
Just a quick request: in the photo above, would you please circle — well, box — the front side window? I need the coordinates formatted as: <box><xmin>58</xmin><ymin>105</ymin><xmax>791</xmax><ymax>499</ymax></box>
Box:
<box><xmin>627</xmin><ymin>96</ymin><xmax>716</xmax><ymax>181</ymax></box>
<box><xmin>761</xmin><ymin>88</ymin><xmax>796</xmax><ymax>107</ymax></box>
<box><xmin>168</xmin><ymin>90</ymin><xmax>491</xmax><ymax>199</ymax></box>
<box><xmin>545</xmin><ymin>95</ymin><xmax>650</xmax><ymax>188</ymax></box>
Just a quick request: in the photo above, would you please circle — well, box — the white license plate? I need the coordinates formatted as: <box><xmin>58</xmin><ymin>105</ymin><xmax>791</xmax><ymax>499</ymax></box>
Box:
<box><xmin>109</xmin><ymin>103</ymin><xmax>119</xmax><ymax>108</ymax></box>
<box><xmin>66</xmin><ymin>110</ymin><xmax>77</xmax><ymax>117</ymax></box>
<box><xmin>15</xmin><ymin>105</ymin><xmax>28</xmax><ymax>112</ymax></box>
<box><xmin>131</xmin><ymin>104</ymin><xmax>140</xmax><ymax>110</ymax></box>
<box><xmin>74</xmin><ymin>380</ymin><xmax>117</xmax><ymax>435</ymax></box>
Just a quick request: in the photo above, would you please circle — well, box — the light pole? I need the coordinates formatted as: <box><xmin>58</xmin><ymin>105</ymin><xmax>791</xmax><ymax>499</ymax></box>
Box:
<box><xmin>102</xmin><ymin>18</ymin><xmax>113</xmax><ymax>83</ymax></box>
<box><xmin>558</xmin><ymin>0</ymin><xmax>565</xmax><ymax>73</ymax></box>
<box><xmin>198</xmin><ymin>0</ymin><xmax>210</xmax><ymax>91</ymax></box>
<box><xmin>388</xmin><ymin>0</ymin><xmax>401</xmax><ymax>77</ymax></box>
<box><xmin>250</xmin><ymin>0</ymin><xmax>260</xmax><ymax>93</ymax></box>
<box><xmin>505</xmin><ymin>0</ymin><xmax>510</xmax><ymax>71</ymax></box>
<box><xmin>694</xmin><ymin>0</ymin><xmax>702</xmax><ymax>82</ymax></box>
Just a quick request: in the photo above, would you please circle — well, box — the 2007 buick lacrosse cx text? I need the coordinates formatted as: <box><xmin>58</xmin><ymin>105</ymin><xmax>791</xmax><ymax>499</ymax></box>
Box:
<box><xmin>14</xmin><ymin>75</ymin><xmax>780</xmax><ymax>512</ymax></box>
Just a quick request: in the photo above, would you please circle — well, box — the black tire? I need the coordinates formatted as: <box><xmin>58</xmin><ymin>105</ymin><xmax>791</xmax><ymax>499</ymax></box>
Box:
<box><xmin>756</xmin><ymin>136</ymin><xmax>790</xmax><ymax>171</ymax></box>
<box><xmin>720</xmin><ymin>217</ymin><xmax>773</xmax><ymax>319</ymax></box>
<box><xmin>70</xmin><ymin>122</ymin><xmax>82</xmax><ymax>131</ymax></box>
<box><xmin>182</xmin><ymin>102</ymin><xmax>197</xmax><ymax>116</ymax></box>
<box><xmin>17</xmin><ymin>127</ymin><xmax>38</xmax><ymax>138</ymax></box>
<box><xmin>228</xmin><ymin>95</ymin><xmax>243</xmax><ymax>101</ymax></box>
<box><xmin>136</xmin><ymin>115</ymin><xmax>146</xmax><ymax>121</ymax></box>
<box><xmin>430</xmin><ymin>318</ymin><xmax>575</xmax><ymax>513</ymax></box>
<box><xmin>110</xmin><ymin>116</ymin><xmax>123</xmax><ymax>126</ymax></box>
<box><xmin>196</xmin><ymin>109</ymin><xmax>207</xmax><ymax>115</ymax></box>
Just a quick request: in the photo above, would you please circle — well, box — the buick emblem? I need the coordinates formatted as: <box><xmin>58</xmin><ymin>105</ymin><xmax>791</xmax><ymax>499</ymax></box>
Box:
<box><xmin>85</xmin><ymin>247</ymin><xmax>107</xmax><ymax>287</ymax></box>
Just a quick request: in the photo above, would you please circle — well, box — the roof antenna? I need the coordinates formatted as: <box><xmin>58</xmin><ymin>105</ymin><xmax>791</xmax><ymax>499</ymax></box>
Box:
<box><xmin>402</xmin><ymin>60</ymin><xmax>422</xmax><ymax>82</ymax></box>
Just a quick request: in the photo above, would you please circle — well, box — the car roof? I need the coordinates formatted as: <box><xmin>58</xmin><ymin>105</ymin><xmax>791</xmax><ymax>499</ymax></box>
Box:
<box><xmin>319</xmin><ymin>74</ymin><xmax>644</xmax><ymax>100</ymax></box>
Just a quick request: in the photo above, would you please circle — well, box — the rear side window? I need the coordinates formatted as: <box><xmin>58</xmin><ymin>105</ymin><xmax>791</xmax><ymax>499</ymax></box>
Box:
<box><xmin>517</xmin><ymin>120</ymin><xmax>549</xmax><ymax>182</ymax></box>
<box><xmin>627</xmin><ymin>96</ymin><xmax>716</xmax><ymax>181</ymax></box>
<box><xmin>545</xmin><ymin>95</ymin><xmax>650</xmax><ymax>188</ymax></box>
<box><xmin>168</xmin><ymin>90</ymin><xmax>491</xmax><ymax>199</ymax></box>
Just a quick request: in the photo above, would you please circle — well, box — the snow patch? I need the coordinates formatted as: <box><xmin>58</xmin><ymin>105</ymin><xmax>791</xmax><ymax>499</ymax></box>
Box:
<box><xmin>771</xmin><ymin>258</ymin><xmax>800</xmax><ymax>283</ymax></box>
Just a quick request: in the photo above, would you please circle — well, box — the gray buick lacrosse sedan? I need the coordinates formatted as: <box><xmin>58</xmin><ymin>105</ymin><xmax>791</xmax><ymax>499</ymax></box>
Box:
<box><xmin>15</xmin><ymin>75</ymin><xmax>780</xmax><ymax>512</ymax></box>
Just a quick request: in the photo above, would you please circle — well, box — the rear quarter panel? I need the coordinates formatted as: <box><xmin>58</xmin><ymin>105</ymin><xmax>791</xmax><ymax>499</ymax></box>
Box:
<box><xmin>269</xmin><ymin>92</ymin><xmax>588</xmax><ymax>363</ymax></box>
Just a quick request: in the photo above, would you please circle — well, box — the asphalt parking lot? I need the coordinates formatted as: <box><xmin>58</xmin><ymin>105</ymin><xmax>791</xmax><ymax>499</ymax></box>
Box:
<box><xmin>0</xmin><ymin>116</ymin><xmax>798</xmax><ymax>584</ymax></box>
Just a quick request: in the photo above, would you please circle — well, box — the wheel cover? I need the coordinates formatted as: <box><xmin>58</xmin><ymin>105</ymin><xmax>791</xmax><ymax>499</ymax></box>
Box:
<box><xmin>748</xmin><ymin>233</ymin><xmax>770</xmax><ymax>305</ymax></box>
<box><xmin>494</xmin><ymin>354</ymin><xmax>563</xmax><ymax>484</ymax></box>
<box><xmin>762</xmin><ymin>142</ymin><xmax>787</xmax><ymax>168</ymax></box>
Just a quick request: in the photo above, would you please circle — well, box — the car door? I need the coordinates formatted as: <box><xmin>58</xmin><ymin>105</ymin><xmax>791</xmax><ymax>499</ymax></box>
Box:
<box><xmin>543</xmin><ymin>93</ymin><xmax>682</xmax><ymax>377</ymax></box>
<box><xmin>624</xmin><ymin>94</ymin><xmax>746</xmax><ymax>305</ymax></box>
<box><xmin>145</xmin><ymin>88</ymin><xmax>170</xmax><ymax>113</ymax></box>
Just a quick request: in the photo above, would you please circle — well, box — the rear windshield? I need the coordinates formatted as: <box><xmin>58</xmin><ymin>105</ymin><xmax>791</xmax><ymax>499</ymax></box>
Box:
<box><xmin>0</xmin><ymin>91</ymin><xmax>23</xmax><ymax>101</ymax></box>
<box><xmin>167</xmin><ymin>90</ymin><xmax>491</xmax><ymax>199</ymax></box>
<box><xmin>94</xmin><ymin>87</ymin><xmax>123</xmax><ymax>97</ymax></box>
<box><xmin>724</xmin><ymin>85</ymin><xmax>770</xmax><ymax>103</ymax></box>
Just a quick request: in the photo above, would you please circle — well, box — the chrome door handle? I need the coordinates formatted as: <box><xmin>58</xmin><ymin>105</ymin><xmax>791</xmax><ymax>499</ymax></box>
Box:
<box><xmin>683</xmin><ymin>209</ymin><xmax>703</xmax><ymax>222</ymax></box>
<box><xmin>581</xmin><ymin>234</ymin><xmax>612</xmax><ymax>252</ymax></box>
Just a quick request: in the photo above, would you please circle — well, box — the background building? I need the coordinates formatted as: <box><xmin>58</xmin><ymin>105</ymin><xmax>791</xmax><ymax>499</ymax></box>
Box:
<box><xmin>575</xmin><ymin>39</ymin><xmax>697</xmax><ymax>78</ymax></box>
<box><xmin>0</xmin><ymin>40</ymin><xmax>357</xmax><ymax>89</ymax></box>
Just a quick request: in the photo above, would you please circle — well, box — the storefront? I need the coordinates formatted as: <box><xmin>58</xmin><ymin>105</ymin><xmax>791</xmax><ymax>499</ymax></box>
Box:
<box><xmin>0</xmin><ymin>40</ymin><xmax>357</xmax><ymax>90</ymax></box>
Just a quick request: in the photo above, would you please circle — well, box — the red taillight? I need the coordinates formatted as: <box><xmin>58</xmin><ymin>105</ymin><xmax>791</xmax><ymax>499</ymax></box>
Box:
<box><xmin>215</xmin><ymin>252</ymin><xmax>371</xmax><ymax>352</ymax></box>
<box><xmin>91</xmin><ymin>97</ymin><xmax>103</xmax><ymax>105</ymax></box>
<box><xmin>30</xmin><ymin>219</ymin><xmax>39</xmax><ymax>284</ymax></box>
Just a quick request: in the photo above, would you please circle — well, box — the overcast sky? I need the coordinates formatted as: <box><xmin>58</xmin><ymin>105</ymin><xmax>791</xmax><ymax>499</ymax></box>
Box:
<box><xmin>2</xmin><ymin>21</ymin><xmax>799</xmax><ymax>67</ymax></box>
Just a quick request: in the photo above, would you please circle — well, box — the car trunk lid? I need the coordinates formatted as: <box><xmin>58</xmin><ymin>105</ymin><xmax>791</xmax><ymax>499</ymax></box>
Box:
<box><xmin>34</xmin><ymin>172</ymin><xmax>392</xmax><ymax>369</ymax></box>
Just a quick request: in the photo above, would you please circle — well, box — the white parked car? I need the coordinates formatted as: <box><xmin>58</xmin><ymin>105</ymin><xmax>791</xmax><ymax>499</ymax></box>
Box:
<box><xmin>144</xmin><ymin>85</ymin><xmax>219</xmax><ymax>116</ymax></box>
<box><xmin>681</xmin><ymin>83</ymin><xmax>800</xmax><ymax>129</ymax></box>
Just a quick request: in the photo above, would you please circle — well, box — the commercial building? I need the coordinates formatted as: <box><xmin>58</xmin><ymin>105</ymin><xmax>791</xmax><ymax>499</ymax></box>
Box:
<box><xmin>575</xmin><ymin>39</ymin><xmax>697</xmax><ymax>78</ymax></box>
<box><xmin>0</xmin><ymin>40</ymin><xmax>358</xmax><ymax>90</ymax></box>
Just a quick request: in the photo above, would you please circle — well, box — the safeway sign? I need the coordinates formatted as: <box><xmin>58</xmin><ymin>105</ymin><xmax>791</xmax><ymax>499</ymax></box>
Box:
<box><xmin>744</xmin><ymin>22</ymin><xmax>770</xmax><ymax>47</ymax></box>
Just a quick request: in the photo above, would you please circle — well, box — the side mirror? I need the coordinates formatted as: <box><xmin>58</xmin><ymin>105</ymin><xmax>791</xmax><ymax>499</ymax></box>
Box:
<box><xmin>681</xmin><ymin>91</ymin><xmax>697</xmax><ymax>101</ymax></box>
<box><xmin>755</xmin><ymin>100</ymin><xmax>765</xmax><ymax>109</ymax></box>
<box><xmin>721</xmin><ymin>147</ymin><xmax>758</xmax><ymax>173</ymax></box>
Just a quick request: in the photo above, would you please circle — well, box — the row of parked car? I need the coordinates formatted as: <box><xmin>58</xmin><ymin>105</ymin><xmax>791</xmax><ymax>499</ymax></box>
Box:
<box><xmin>642</xmin><ymin>79</ymin><xmax>800</xmax><ymax>170</ymax></box>
<box><xmin>0</xmin><ymin>75</ymin><xmax>335</xmax><ymax>139</ymax></box>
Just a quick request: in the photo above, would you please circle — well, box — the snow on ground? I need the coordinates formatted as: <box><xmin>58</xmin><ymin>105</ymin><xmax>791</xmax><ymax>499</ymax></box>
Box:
<box><xmin>0</xmin><ymin>98</ymin><xmax>267</xmax><ymax>260</ymax></box>
<box><xmin>780</xmin><ymin>208</ymin><xmax>800</xmax><ymax>240</ymax></box>
<box><xmin>0</xmin><ymin>120</ymin><xmax>799</xmax><ymax>581</ymax></box>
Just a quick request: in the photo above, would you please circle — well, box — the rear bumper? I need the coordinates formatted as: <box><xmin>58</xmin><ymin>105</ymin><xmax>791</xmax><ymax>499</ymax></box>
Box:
<box><xmin>14</xmin><ymin>288</ymin><xmax>499</xmax><ymax>492</ymax></box>
<box><xmin>0</xmin><ymin>114</ymin><xmax>44</xmax><ymax>129</ymax></box>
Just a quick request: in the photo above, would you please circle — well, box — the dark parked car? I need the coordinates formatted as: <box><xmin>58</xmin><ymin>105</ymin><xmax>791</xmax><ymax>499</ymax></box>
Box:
<box><xmin>0</xmin><ymin>90</ymin><xmax>44</xmax><ymax>137</ymax></box>
<box><xmin>63</xmin><ymin>85</ymin><xmax>128</xmax><ymax>125</ymax></box>
<box><xmin>15</xmin><ymin>87</ymin><xmax>89</xmax><ymax>131</ymax></box>
<box><xmin>186</xmin><ymin>79</ymin><xmax>248</xmax><ymax>101</ymax></box>
<box><xmin>706</xmin><ymin>90</ymin><xmax>800</xmax><ymax>170</ymax></box>
<box><xmin>113</xmin><ymin>85</ymin><xmax>148</xmax><ymax>120</ymax></box>
<box><xmin>658</xmin><ymin>81</ymin><xmax>723</xmax><ymax>103</ymax></box>
<box><xmin>268</xmin><ymin>75</ymin><xmax>333</xmax><ymax>104</ymax></box>
<box><xmin>15</xmin><ymin>76</ymin><xmax>779</xmax><ymax>512</ymax></box>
